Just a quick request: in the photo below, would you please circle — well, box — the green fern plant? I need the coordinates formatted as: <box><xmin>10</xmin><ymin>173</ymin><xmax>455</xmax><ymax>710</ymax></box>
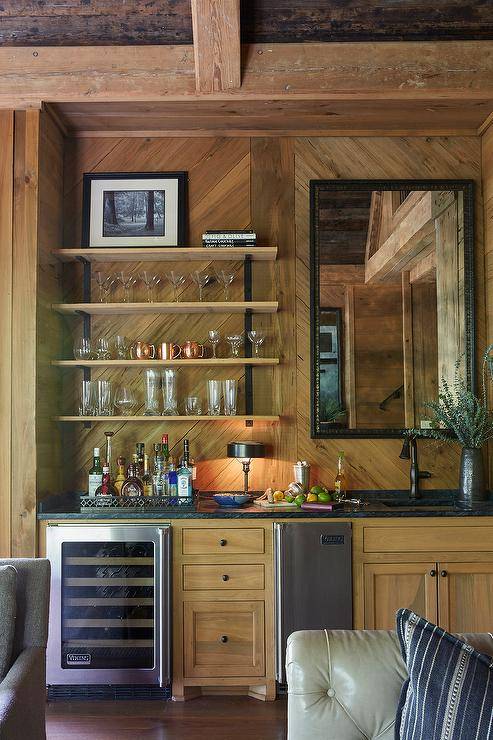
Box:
<box><xmin>323</xmin><ymin>398</ymin><xmax>346</xmax><ymax>424</ymax></box>
<box><xmin>414</xmin><ymin>345</ymin><xmax>493</xmax><ymax>449</ymax></box>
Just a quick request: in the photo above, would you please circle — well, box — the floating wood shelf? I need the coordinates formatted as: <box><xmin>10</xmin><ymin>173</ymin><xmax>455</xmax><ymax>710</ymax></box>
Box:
<box><xmin>55</xmin><ymin>415</ymin><xmax>280</xmax><ymax>422</ymax></box>
<box><xmin>52</xmin><ymin>358</ymin><xmax>280</xmax><ymax>368</ymax></box>
<box><xmin>52</xmin><ymin>301</ymin><xmax>278</xmax><ymax>315</ymax></box>
<box><xmin>52</xmin><ymin>246</ymin><xmax>278</xmax><ymax>263</ymax></box>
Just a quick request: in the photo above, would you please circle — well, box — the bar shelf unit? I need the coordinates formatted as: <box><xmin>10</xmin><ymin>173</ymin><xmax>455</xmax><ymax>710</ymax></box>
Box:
<box><xmin>53</xmin><ymin>246</ymin><xmax>278</xmax><ymax>263</ymax></box>
<box><xmin>55</xmin><ymin>415</ymin><xmax>280</xmax><ymax>423</ymax></box>
<box><xmin>52</xmin><ymin>359</ymin><xmax>280</xmax><ymax>368</ymax></box>
<box><xmin>52</xmin><ymin>301</ymin><xmax>278</xmax><ymax>316</ymax></box>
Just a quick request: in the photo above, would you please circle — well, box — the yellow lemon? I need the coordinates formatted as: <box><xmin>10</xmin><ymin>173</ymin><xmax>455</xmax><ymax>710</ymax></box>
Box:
<box><xmin>306</xmin><ymin>493</ymin><xmax>318</xmax><ymax>503</ymax></box>
<box><xmin>273</xmin><ymin>490</ymin><xmax>284</xmax><ymax>502</ymax></box>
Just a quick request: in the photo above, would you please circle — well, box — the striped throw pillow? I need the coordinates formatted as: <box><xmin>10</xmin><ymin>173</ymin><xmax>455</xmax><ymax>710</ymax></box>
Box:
<box><xmin>395</xmin><ymin>609</ymin><xmax>493</xmax><ymax>740</ymax></box>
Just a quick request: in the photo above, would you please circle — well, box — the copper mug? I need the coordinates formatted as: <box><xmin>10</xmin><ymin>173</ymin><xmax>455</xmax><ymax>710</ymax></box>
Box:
<box><xmin>130</xmin><ymin>341</ymin><xmax>156</xmax><ymax>360</ymax></box>
<box><xmin>157</xmin><ymin>342</ymin><xmax>182</xmax><ymax>360</ymax></box>
<box><xmin>181</xmin><ymin>340</ymin><xmax>206</xmax><ymax>359</ymax></box>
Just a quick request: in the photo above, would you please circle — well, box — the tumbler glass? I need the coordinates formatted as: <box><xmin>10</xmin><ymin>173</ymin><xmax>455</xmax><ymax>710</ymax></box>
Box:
<box><xmin>79</xmin><ymin>380</ymin><xmax>97</xmax><ymax>416</ymax></box>
<box><xmin>113</xmin><ymin>335</ymin><xmax>130</xmax><ymax>360</ymax></box>
<box><xmin>143</xmin><ymin>369</ymin><xmax>161</xmax><ymax>416</ymax></box>
<box><xmin>185</xmin><ymin>396</ymin><xmax>202</xmax><ymax>416</ymax></box>
<box><xmin>95</xmin><ymin>337</ymin><xmax>112</xmax><ymax>360</ymax></box>
<box><xmin>73</xmin><ymin>337</ymin><xmax>93</xmax><ymax>360</ymax></box>
<box><xmin>207</xmin><ymin>380</ymin><xmax>222</xmax><ymax>416</ymax></box>
<box><xmin>223</xmin><ymin>379</ymin><xmax>237</xmax><ymax>416</ymax></box>
<box><xmin>162</xmin><ymin>369</ymin><xmax>178</xmax><ymax>416</ymax></box>
<box><xmin>97</xmin><ymin>380</ymin><xmax>113</xmax><ymax>416</ymax></box>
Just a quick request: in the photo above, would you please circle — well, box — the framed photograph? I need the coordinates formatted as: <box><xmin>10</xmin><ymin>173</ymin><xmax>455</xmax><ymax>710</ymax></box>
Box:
<box><xmin>82</xmin><ymin>172</ymin><xmax>188</xmax><ymax>247</ymax></box>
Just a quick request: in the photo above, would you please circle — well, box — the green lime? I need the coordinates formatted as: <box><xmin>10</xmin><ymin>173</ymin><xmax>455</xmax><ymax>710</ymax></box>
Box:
<box><xmin>294</xmin><ymin>494</ymin><xmax>306</xmax><ymax>507</ymax></box>
<box><xmin>284</xmin><ymin>493</ymin><xmax>295</xmax><ymax>503</ymax></box>
<box><xmin>317</xmin><ymin>491</ymin><xmax>332</xmax><ymax>503</ymax></box>
<box><xmin>310</xmin><ymin>485</ymin><xmax>325</xmax><ymax>496</ymax></box>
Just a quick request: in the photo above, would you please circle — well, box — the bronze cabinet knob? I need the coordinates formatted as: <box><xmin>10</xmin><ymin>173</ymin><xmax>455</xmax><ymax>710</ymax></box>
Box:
<box><xmin>220</xmin><ymin>635</ymin><xmax>228</xmax><ymax>643</ymax></box>
<box><xmin>440</xmin><ymin>570</ymin><xmax>448</xmax><ymax>577</ymax></box>
<box><xmin>222</xmin><ymin>574</ymin><xmax>229</xmax><ymax>581</ymax></box>
<box><xmin>429</xmin><ymin>569</ymin><xmax>436</xmax><ymax>577</ymax></box>
<box><xmin>220</xmin><ymin>539</ymin><xmax>227</xmax><ymax>546</ymax></box>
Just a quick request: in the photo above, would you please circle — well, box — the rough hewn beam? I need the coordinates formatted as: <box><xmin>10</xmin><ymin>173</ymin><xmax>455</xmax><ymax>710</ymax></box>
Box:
<box><xmin>1</xmin><ymin>42</ymin><xmax>493</xmax><ymax>107</ymax></box>
<box><xmin>191</xmin><ymin>0</ymin><xmax>240</xmax><ymax>92</ymax></box>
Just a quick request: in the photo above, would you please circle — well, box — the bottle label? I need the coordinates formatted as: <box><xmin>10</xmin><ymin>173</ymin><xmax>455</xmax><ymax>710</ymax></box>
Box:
<box><xmin>178</xmin><ymin>474</ymin><xmax>192</xmax><ymax>498</ymax></box>
<box><xmin>88</xmin><ymin>473</ymin><xmax>102</xmax><ymax>497</ymax></box>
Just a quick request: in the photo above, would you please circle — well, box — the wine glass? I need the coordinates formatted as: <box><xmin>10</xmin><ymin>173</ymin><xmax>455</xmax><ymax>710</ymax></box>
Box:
<box><xmin>115</xmin><ymin>271</ymin><xmax>137</xmax><ymax>303</ymax></box>
<box><xmin>226</xmin><ymin>333</ymin><xmax>243</xmax><ymax>358</ymax></box>
<box><xmin>208</xmin><ymin>329</ymin><xmax>221</xmax><ymax>359</ymax></box>
<box><xmin>215</xmin><ymin>269</ymin><xmax>235</xmax><ymax>301</ymax></box>
<box><xmin>114</xmin><ymin>386</ymin><xmax>138</xmax><ymax>416</ymax></box>
<box><xmin>94</xmin><ymin>271</ymin><xmax>116</xmax><ymax>303</ymax></box>
<box><xmin>190</xmin><ymin>270</ymin><xmax>211</xmax><ymax>302</ymax></box>
<box><xmin>139</xmin><ymin>271</ymin><xmax>161</xmax><ymax>303</ymax></box>
<box><xmin>165</xmin><ymin>271</ymin><xmax>186</xmax><ymax>302</ymax></box>
<box><xmin>247</xmin><ymin>330</ymin><xmax>266</xmax><ymax>357</ymax></box>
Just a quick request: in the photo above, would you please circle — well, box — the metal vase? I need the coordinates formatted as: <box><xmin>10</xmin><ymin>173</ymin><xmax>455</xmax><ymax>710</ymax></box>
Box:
<box><xmin>458</xmin><ymin>447</ymin><xmax>486</xmax><ymax>508</ymax></box>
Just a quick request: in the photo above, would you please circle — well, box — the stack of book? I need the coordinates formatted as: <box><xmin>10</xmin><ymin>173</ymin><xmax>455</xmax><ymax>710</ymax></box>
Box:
<box><xmin>202</xmin><ymin>229</ymin><xmax>257</xmax><ymax>248</ymax></box>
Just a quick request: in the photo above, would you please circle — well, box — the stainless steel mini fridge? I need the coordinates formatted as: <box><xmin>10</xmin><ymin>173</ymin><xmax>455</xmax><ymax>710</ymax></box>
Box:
<box><xmin>46</xmin><ymin>523</ymin><xmax>171</xmax><ymax>687</ymax></box>
<box><xmin>274</xmin><ymin>522</ymin><xmax>352</xmax><ymax>683</ymax></box>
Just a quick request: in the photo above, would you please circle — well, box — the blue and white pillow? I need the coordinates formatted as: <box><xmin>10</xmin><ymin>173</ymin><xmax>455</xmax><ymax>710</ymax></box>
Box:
<box><xmin>395</xmin><ymin>609</ymin><xmax>493</xmax><ymax>740</ymax></box>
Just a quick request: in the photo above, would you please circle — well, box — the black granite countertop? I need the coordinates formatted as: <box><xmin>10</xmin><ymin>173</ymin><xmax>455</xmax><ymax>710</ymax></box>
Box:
<box><xmin>37</xmin><ymin>490</ymin><xmax>493</xmax><ymax>520</ymax></box>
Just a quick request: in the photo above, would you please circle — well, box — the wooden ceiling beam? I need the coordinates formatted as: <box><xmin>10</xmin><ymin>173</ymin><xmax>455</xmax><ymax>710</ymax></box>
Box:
<box><xmin>191</xmin><ymin>0</ymin><xmax>241</xmax><ymax>93</ymax></box>
<box><xmin>1</xmin><ymin>42</ymin><xmax>493</xmax><ymax>107</ymax></box>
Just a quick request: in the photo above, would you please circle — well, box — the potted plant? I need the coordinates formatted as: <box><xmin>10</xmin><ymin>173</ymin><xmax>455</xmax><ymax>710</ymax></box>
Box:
<box><xmin>415</xmin><ymin>345</ymin><xmax>493</xmax><ymax>508</ymax></box>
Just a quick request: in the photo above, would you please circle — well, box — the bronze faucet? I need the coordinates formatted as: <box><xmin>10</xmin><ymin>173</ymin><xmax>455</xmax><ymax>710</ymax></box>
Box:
<box><xmin>399</xmin><ymin>436</ymin><xmax>432</xmax><ymax>499</ymax></box>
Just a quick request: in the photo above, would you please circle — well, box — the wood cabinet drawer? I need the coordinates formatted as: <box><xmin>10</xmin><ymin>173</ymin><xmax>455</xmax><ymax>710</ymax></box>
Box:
<box><xmin>364</xmin><ymin>526</ymin><xmax>493</xmax><ymax>553</ymax></box>
<box><xmin>183</xmin><ymin>600</ymin><xmax>265</xmax><ymax>678</ymax></box>
<box><xmin>182</xmin><ymin>528</ymin><xmax>265</xmax><ymax>555</ymax></box>
<box><xmin>183</xmin><ymin>564</ymin><xmax>265</xmax><ymax>591</ymax></box>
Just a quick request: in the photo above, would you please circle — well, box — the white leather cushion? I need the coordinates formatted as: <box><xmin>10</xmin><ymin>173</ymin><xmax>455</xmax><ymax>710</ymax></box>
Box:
<box><xmin>287</xmin><ymin>629</ymin><xmax>407</xmax><ymax>740</ymax></box>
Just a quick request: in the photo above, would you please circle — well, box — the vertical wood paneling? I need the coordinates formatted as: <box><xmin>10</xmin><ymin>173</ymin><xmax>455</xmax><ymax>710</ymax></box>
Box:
<box><xmin>12</xmin><ymin>110</ymin><xmax>39</xmax><ymax>557</ymax></box>
<box><xmin>0</xmin><ymin>111</ymin><xmax>13</xmax><ymax>556</ymax></box>
<box><xmin>482</xmin><ymin>125</ymin><xmax>493</xmax><ymax>487</ymax></box>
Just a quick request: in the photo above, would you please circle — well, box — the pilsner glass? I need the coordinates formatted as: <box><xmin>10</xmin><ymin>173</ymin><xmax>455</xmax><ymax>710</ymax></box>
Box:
<box><xmin>162</xmin><ymin>369</ymin><xmax>178</xmax><ymax>416</ymax></box>
<box><xmin>97</xmin><ymin>380</ymin><xmax>113</xmax><ymax>416</ymax></box>
<box><xmin>223</xmin><ymin>379</ymin><xmax>237</xmax><ymax>416</ymax></box>
<box><xmin>207</xmin><ymin>380</ymin><xmax>222</xmax><ymax>416</ymax></box>
<box><xmin>143</xmin><ymin>369</ymin><xmax>161</xmax><ymax>416</ymax></box>
<box><xmin>79</xmin><ymin>380</ymin><xmax>97</xmax><ymax>416</ymax></box>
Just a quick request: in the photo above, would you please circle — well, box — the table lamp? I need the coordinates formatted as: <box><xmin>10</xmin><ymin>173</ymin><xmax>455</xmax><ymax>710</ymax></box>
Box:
<box><xmin>227</xmin><ymin>441</ymin><xmax>265</xmax><ymax>495</ymax></box>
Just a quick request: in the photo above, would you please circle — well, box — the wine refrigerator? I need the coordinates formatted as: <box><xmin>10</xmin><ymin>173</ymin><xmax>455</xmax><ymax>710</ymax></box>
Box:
<box><xmin>46</xmin><ymin>524</ymin><xmax>171</xmax><ymax>687</ymax></box>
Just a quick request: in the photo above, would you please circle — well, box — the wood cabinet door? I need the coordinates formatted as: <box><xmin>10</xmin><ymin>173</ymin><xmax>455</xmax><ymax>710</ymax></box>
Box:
<box><xmin>183</xmin><ymin>601</ymin><xmax>265</xmax><ymax>678</ymax></box>
<box><xmin>438</xmin><ymin>562</ymin><xmax>493</xmax><ymax>633</ymax></box>
<box><xmin>364</xmin><ymin>562</ymin><xmax>438</xmax><ymax>629</ymax></box>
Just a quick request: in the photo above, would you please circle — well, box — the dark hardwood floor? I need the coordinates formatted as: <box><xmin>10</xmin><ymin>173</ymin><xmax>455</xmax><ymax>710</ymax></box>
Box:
<box><xmin>46</xmin><ymin>696</ymin><xmax>287</xmax><ymax>740</ymax></box>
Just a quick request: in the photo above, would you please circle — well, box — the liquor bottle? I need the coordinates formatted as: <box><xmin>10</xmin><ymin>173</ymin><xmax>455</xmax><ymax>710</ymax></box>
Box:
<box><xmin>136</xmin><ymin>443</ymin><xmax>145</xmax><ymax>475</ymax></box>
<box><xmin>162</xmin><ymin>434</ymin><xmax>170</xmax><ymax>466</ymax></box>
<box><xmin>142</xmin><ymin>454</ymin><xmax>153</xmax><ymax>497</ymax></box>
<box><xmin>167</xmin><ymin>459</ymin><xmax>178</xmax><ymax>497</ymax></box>
<box><xmin>334</xmin><ymin>451</ymin><xmax>347</xmax><ymax>500</ymax></box>
<box><xmin>104</xmin><ymin>431</ymin><xmax>114</xmax><ymax>478</ymax></box>
<box><xmin>95</xmin><ymin>465</ymin><xmax>117</xmax><ymax>496</ymax></box>
<box><xmin>121</xmin><ymin>461</ymin><xmax>144</xmax><ymax>497</ymax></box>
<box><xmin>152</xmin><ymin>444</ymin><xmax>165</xmax><ymax>496</ymax></box>
<box><xmin>88</xmin><ymin>447</ymin><xmax>103</xmax><ymax>497</ymax></box>
<box><xmin>177</xmin><ymin>439</ymin><xmax>193</xmax><ymax>499</ymax></box>
<box><xmin>114</xmin><ymin>456</ymin><xmax>126</xmax><ymax>496</ymax></box>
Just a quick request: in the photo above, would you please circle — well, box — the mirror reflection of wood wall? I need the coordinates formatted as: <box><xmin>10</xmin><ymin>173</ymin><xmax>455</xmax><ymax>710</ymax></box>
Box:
<box><xmin>316</xmin><ymin>188</ymin><xmax>465</xmax><ymax>432</ymax></box>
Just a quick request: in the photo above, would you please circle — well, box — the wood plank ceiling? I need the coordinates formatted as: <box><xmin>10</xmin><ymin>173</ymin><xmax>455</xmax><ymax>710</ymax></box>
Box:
<box><xmin>0</xmin><ymin>1</ymin><xmax>492</xmax><ymax>45</ymax></box>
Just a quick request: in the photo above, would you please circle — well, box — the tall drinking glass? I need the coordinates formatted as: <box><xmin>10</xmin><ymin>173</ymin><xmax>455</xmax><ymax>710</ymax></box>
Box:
<box><xmin>143</xmin><ymin>369</ymin><xmax>161</xmax><ymax>416</ymax></box>
<box><xmin>223</xmin><ymin>379</ymin><xmax>237</xmax><ymax>416</ymax></box>
<box><xmin>207</xmin><ymin>380</ymin><xmax>222</xmax><ymax>416</ymax></box>
<box><xmin>162</xmin><ymin>369</ymin><xmax>178</xmax><ymax>416</ymax></box>
<box><xmin>79</xmin><ymin>380</ymin><xmax>97</xmax><ymax>416</ymax></box>
<box><xmin>97</xmin><ymin>380</ymin><xmax>113</xmax><ymax>416</ymax></box>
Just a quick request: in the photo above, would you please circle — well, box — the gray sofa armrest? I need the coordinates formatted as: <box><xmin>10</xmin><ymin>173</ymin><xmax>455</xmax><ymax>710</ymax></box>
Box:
<box><xmin>0</xmin><ymin>647</ymin><xmax>46</xmax><ymax>740</ymax></box>
<box><xmin>286</xmin><ymin>629</ymin><xmax>407</xmax><ymax>740</ymax></box>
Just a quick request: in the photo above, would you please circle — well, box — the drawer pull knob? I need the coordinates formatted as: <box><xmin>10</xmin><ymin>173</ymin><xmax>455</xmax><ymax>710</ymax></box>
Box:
<box><xmin>220</xmin><ymin>635</ymin><xmax>228</xmax><ymax>643</ymax></box>
<box><xmin>440</xmin><ymin>570</ymin><xmax>448</xmax><ymax>577</ymax></box>
<box><xmin>429</xmin><ymin>569</ymin><xmax>436</xmax><ymax>577</ymax></box>
<box><xmin>222</xmin><ymin>574</ymin><xmax>229</xmax><ymax>581</ymax></box>
<box><xmin>220</xmin><ymin>539</ymin><xmax>227</xmax><ymax>547</ymax></box>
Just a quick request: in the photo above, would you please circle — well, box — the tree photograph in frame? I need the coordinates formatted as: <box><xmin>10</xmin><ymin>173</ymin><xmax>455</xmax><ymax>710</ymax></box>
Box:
<box><xmin>82</xmin><ymin>172</ymin><xmax>187</xmax><ymax>247</ymax></box>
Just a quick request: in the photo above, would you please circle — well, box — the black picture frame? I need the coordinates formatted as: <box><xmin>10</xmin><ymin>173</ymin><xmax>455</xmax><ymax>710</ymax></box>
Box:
<box><xmin>81</xmin><ymin>171</ymin><xmax>188</xmax><ymax>247</ymax></box>
<box><xmin>310</xmin><ymin>178</ymin><xmax>476</xmax><ymax>439</ymax></box>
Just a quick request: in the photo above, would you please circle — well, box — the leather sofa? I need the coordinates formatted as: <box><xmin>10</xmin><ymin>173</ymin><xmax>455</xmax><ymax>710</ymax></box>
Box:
<box><xmin>286</xmin><ymin>628</ymin><xmax>493</xmax><ymax>740</ymax></box>
<box><xmin>0</xmin><ymin>559</ymin><xmax>50</xmax><ymax>740</ymax></box>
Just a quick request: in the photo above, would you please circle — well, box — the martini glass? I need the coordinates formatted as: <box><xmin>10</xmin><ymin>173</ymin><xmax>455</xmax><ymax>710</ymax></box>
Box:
<box><xmin>247</xmin><ymin>330</ymin><xmax>266</xmax><ymax>357</ymax></box>
<box><xmin>215</xmin><ymin>269</ymin><xmax>235</xmax><ymax>301</ymax></box>
<box><xmin>190</xmin><ymin>270</ymin><xmax>211</xmax><ymax>302</ymax></box>
<box><xmin>165</xmin><ymin>271</ymin><xmax>186</xmax><ymax>302</ymax></box>
<box><xmin>139</xmin><ymin>272</ymin><xmax>161</xmax><ymax>303</ymax></box>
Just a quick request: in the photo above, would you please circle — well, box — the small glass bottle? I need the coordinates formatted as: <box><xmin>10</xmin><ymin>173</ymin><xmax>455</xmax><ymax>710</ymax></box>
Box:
<box><xmin>167</xmin><ymin>459</ymin><xmax>178</xmax><ymax>498</ymax></box>
<box><xmin>114</xmin><ymin>456</ymin><xmax>126</xmax><ymax>496</ymax></box>
<box><xmin>142</xmin><ymin>454</ymin><xmax>154</xmax><ymax>497</ymax></box>
<box><xmin>177</xmin><ymin>439</ymin><xmax>193</xmax><ymax>499</ymax></box>
<box><xmin>121</xmin><ymin>461</ymin><xmax>144</xmax><ymax>497</ymax></box>
<box><xmin>334</xmin><ymin>450</ymin><xmax>347</xmax><ymax>501</ymax></box>
<box><xmin>88</xmin><ymin>447</ymin><xmax>103</xmax><ymax>497</ymax></box>
<box><xmin>136</xmin><ymin>442</ymin><xmax>145</xmax><ymax>476</ymax></box>
<box><xmin>95</xmin><ymin>465</ymin><xmax>117</xmax><ymax>496</ymax></box>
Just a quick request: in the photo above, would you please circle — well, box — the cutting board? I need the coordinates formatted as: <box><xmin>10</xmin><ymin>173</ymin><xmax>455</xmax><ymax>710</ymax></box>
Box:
<box><xmin>253</xmin><ymin>499</ymin><xmax>299</xmax><ymax>510</ymax></box>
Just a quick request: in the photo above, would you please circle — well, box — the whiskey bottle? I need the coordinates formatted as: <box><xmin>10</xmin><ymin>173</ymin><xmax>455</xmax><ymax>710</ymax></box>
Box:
<box><xmin>136</xmin><ymin>442</ymin><xmax>145</xmax><ymax>475</ymax></box>
<box><xmin>95</xmin><ymin>465</ymin><xmax>117</xmax><ymax>497</ymax></box>
<box><xmin>121</xmin><ymin>461</ymin><xmax>144</xmax><ymax>497</ymax></box>
<box><xmin>162</xmin><ymin>434</ymin><xmax>170</xmax><ymax>466</ymax></box>
<box><xmin>142</xmin><ymin>454</ymin><xmax>153</xmax><ymax>497</ymax></box>
<box><xmin>114</xmin><ymin>456</ymin><xmax>126</xmax><ymax>496</ymax></box>
<box><xmin>152</xmin><ymin>444</ymin><xmax>164</xmax><ymax>496</ymax></box>
<box><xmin>177</xmin><ymin>439</ymin><xmax>193</xmax><ymax>499</ymax></box>
<box><xmin>334</xmin><ymin>451</ymin><xmax>347</xmax><ymax>500</ymax></box>
<box><xmin>88</xmin><ymin>447</ymin><xmax>103</xmax><ymax>497</ymax></box>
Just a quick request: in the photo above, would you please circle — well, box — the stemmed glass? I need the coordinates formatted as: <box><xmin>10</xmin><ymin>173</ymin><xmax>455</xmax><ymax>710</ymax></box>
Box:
<box><xmin>165</xmin><ymin>271</ymin><xmax>186</xmax><ymax>302</ymax></box>
<box><xmin>190</xmin><ymin>270</ymin><xmax>211</xmax><ymax>302</ymax></box>
<box><xmin>215</xmin><ymin>269</ymin><xmax>235</xmax><ymax>301</ymax></box>
<box><xmin>226</xmin><ymin>333</ymin><xmax>243</xmax><ymax>358</ymax></box>
<box><xmin>247</xmin><ymin>330</ymin><xmax>266</xmax><ymax>357</ymax></box>
<box><xmin>115</xmin><ymin>271</ymin><xmax>138</xmax><ymax>303</ymax></box>
<box><xmin>114</xmin><ymin>386</ymin><xmax>138</xmax><ymax>416</ymax></box>
<box><xmin>208</xmin><ymin>330</ymin><xmax>221</xmax><ymax>359</ymax></box>
<box><xmin>94</xmin><ymin>271</ymin><xmax>116</xmax><ymax>303</ymax></box>
<box><xmin>139</xmin><ymin>271</ymin><xmax>161</xmax><ymax>303</ymax></box>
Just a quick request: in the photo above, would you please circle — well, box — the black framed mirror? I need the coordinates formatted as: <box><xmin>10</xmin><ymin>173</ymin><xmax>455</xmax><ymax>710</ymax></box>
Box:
<box><xmin>310</xmin><ymin>179</ymin><xmax>475</xmax><ymax>438</ymax></box>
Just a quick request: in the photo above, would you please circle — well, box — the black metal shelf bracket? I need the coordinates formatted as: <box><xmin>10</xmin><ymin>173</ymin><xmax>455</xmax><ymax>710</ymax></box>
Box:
<box><xmin>244</xmin><ymin>255</ymin><xmax>253</xmax><ymax>424</ymax></box>
<box><xmin>76</xmin><ymin>255</ymin><xmax>92</xmax><ymax>429</ymax></box>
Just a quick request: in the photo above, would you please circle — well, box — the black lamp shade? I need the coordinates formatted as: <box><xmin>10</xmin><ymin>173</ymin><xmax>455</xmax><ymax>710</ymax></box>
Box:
<box><xmin>227</xmin><ymin>442</ymin><xmax>265</xmax><ymax>459</ymax></box>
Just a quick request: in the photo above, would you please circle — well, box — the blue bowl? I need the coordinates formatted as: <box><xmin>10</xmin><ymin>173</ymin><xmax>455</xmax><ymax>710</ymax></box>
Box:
<box><xmin>213</xmin><ymin>493</ymin><xmax>251</xmax><ymax>508</ymax></box>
